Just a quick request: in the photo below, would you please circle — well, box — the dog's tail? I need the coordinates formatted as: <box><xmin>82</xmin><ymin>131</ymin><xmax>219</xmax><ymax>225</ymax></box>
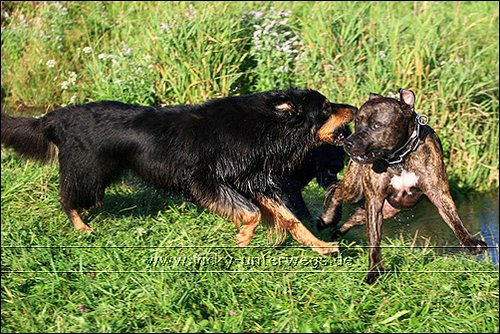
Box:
<box><xmin>1</xmin><ymin>113</ymin><xmax>57</xmax><ymax>162</ymax></box>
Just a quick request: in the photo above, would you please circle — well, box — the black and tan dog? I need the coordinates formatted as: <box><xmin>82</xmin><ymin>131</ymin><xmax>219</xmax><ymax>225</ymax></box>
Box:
<box><xmin>1</xmin><ymin>89</ymin><xmax>355</xmax><ymax>254</ymax></box>
<box><xmin>318</xmin><ymin>89</ymin><xmax>488</xmax><ymax>283</ymax></box>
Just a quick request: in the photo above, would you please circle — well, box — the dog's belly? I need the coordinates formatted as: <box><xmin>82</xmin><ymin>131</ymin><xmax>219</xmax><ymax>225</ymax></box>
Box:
<box><xmin>387</xmin><ymin>170</ymin><xmax>423</xmax><ymax>209</ymax></box>
<box><xmin>387</xmin><ymin>189</ymin><xmax>423</xmax><ymax>208</ymax></box>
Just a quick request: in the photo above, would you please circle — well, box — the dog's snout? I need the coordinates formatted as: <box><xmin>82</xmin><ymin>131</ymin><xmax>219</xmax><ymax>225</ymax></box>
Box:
<box><xmin>343</xmin><ymin>138</ymin><xmax>354</xmax><ymax>152</ymax></box>
<box><xmin>330</xmin><ymin>103</ymin><xmax>357</xmax><ymax>124</ymax></box>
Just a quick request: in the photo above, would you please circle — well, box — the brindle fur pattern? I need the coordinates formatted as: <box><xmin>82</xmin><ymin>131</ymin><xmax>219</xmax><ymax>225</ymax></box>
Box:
<box><xmin>319</xmin><ymin>89</ymin><xmax>488</xmax><ymax>284</ymax></box>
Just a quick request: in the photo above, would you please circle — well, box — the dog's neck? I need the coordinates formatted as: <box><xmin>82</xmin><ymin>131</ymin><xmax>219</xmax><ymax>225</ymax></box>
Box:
<box><xmin>372</xmin><ymin>112</ymin><xmax>428</xmax><ymax>173</ymax></box>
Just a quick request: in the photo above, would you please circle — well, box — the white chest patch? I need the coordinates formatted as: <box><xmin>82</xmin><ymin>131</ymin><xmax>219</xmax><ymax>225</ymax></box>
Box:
<box><xmin>390</xmin><ymin>170</ymin><xmax>419</xmax><ymax>192</ymax></box>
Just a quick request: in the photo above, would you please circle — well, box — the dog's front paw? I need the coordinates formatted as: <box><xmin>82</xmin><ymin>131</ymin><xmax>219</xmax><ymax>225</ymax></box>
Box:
<box><xmin>314</xmin><ymin>217</ymin><xmax>328</xmax><ymax>230</ymax></box>
<box><xmin>315</xmin><ymin>217</ymin><xmax>338</xmax><ymax>232</ymax></box>
<box><xmin>76</xmin><ymin>224</ymin><xmax>95</xmax><ymax>235</ymax></box>
<box><xmin>462</xmin><ymin>238</ymin><xmax>488</xmax><ymax>254</ymax></box>
<box><xmin>236</xmin><ymin>232</ymin><xmax>252</xmax><ymax>248</ymax></box>
<box><xmin>311</xmin><ymin>242</ymin><xmax>339</xmax><ymax>255</ymax></box>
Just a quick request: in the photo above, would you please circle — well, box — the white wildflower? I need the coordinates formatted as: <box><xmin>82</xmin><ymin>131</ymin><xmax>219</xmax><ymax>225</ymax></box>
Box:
<box><xmin>184</xmin><ymin>4</ymin><xmax>196</xmax><ymax>19</ymax></box>
<box><xmin>61</xmin><ymin>72</ymin><xmax>77</xmax><ymax>90</ymax></box>
<box><xmin>83</xmin><ymin>46</ymin><xmax>92</xmax><ymax>54</ymax></box>
<box><xmin>46</xmin><ymin>59</ymin><xmax>56</xmax><ymax>68</ymax></box>
<box><xmin>120</xmin><ymin>42</ymin><xmax>132</xmax><ymax>56</ymax></box>
<box><xmin>68</xmin><ymin>71</ymin><xmax>77</xmax><ymax>84</ymax></box>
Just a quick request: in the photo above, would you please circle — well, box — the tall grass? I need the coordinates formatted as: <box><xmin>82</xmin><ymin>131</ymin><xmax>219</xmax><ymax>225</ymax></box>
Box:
<box><xmin>2</xmin><ymin>1</ymin><xmax>497</xmax><ymax>190</ymax></box>
<box><xmin>0</xmin><ymin>2</ymin><xmax>498</xmax><ymax>188</ymax></box>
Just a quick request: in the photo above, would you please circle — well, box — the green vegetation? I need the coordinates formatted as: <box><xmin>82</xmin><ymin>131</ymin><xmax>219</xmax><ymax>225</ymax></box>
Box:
<box><xmin>1</xmin><ymin>152</ymin><xmax>498</xmax><ymax>332</ymax></box>
<box><xmin>1</xmin><ymin>2</ymin><xmax>499</xmax><ymax>332</ymax></box>
<box><xmin>0</xmin><ymin>1</ymin><xmax>498</xmax><ymax>190</ymax></box>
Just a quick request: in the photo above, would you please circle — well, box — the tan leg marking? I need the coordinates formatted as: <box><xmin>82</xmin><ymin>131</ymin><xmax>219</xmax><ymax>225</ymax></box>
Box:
<box><xmin>68</xmin><ymin>209</ymin><xmax>94</xmax><ymax>234</ymax></box>
<box><xmin>205</xmin><ymin>200</ymin><xmax>261</xmax><ymax>247</ymax></box>
<box><xmin>256</xmin><ymin>195</ymin><xmax>339</xmax><ymax>255</ymax></box>
<box><xmin>236</xmin><ymin>216</ymin><xmax>261</xmax><ymax>247</ymax></box>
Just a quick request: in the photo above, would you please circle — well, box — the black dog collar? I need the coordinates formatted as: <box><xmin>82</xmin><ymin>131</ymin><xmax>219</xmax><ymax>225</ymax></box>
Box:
<box><xmin>380</xmin><ymin>112</ymin><xmax>428</xmax><ymax>165</ymax></box>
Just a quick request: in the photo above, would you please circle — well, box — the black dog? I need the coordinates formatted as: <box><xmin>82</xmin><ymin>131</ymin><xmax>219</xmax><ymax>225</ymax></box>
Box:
<box><xmin>283</xmin><ymin>125</ymin><xmax>351</xmax><ymax>222</ymax></box>
<box><xmin>1</xmin><ymin>89</ymin><xmax>355</xmax><ymax>254</ymax></box>
<box><xmin>318</xmin><ymin>89</ymin><xmax>488</xmax><ymax>283</ymax></box>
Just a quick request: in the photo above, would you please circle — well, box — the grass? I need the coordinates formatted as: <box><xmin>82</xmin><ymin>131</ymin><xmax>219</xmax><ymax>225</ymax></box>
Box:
<box><xmin>1</xmin><ymin>151</ymin><xmax>499</xmax><ymax>333</ymax></box>
<box><xmin>0</xmin><ymin>1</ymin><xmax>498</xmax><ymax>190</ymax></box>
<box><xmin>1</xmin><ymin>1</ymin><xmax>499</xmax><ymax>332</ymax></box>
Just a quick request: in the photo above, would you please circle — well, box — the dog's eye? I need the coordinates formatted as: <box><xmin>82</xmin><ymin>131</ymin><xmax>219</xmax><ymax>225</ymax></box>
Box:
<box><xmin>373</xmin><ymin>122</ymin><xmax>383</xmax><ymax>129</ymax></box>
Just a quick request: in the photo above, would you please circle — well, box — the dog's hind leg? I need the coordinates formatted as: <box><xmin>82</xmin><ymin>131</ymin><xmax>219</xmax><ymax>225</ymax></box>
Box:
<box><xmin>256</xmin><ymin>195</ymin><xmax>339</xmax><ymax>255</ymax></box>
<box><xmin>336</xmin><ymin>200</ymin><xmax>400</xmax><ymax>236</ymax></box>
<box><xmin>58</xmin><ymin>151</ymin><xmax>121</xmax><ymax>233</ymax></box>
<box><xmin>194</xmin><ymin>184</ymin><xmax>262</xmax><ymax>247</ymax></box>
<box><xmin>334</xmin><ymin>207</ymin><xmax>364</xmax><ymax>235</ymax></box>
<box><xmin>67</xmin><ymin>209</ymin><xmax>94</xmax><ymax>234</ymax></box>
<box><xmin>59</xmin><ymin>168</ymin><xmax>103</xmax><ymax>233</ymax></box>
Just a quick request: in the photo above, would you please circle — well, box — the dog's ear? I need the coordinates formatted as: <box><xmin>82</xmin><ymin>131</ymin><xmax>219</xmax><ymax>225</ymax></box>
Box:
<box><xmin>368</xmin><ymin>93</ymin><xmax>384</xmax><ymax>100</ymax></box>
<box><xmin>267</xmin><ymin>90</ymin><xmax>300</xmax><ymax>114</ymax></box>
<box><xmin>399</xmin><ymin>88</ymin><xmax>415</xmax><ymax>108</ymax></box>
<box><xmin>273</xmin><ymin>101</ymin><xmax>296</xmax><ymax>113</ymax></box>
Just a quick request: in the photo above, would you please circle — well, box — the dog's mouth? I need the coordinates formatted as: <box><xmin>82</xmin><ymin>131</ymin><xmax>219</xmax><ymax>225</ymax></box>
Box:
<box><xmin>332</xmin><ymin>127</ymin><xmax>347</xmax><ymax>146</ymax></box>
<box><xmin>317</xmin><ymin>105</ymin><xmax>355</xmax><ymax>143</ymax></box>
<box><xmin>347</xmin><ymin>149</ymin><xmax>388</xmax><ymax>164</ymax></box>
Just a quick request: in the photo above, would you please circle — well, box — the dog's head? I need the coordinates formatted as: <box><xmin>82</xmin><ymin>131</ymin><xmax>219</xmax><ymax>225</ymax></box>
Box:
<box><xmin>266</xmin><ymin>89</ymin><xmax>356</xmax><ymax>144</ymax></box>
<box><xmin>343</xmin><ymin>89</ymin><xmax>416</xmax><ymax>164</ymax></box>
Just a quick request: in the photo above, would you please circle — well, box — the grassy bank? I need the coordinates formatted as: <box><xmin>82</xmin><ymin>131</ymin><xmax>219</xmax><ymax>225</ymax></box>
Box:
<box><xmin>1</xmin><ymin>1</ymin><xmax>498</xmax><ymax>190</ymax></box>
<box><xmin>1</xmin><ymin>151</ymin><xmax>498</xmax><ymax>332</ymax></box>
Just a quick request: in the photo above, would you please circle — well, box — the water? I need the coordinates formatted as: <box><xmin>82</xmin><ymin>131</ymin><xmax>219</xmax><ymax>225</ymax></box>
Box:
<box><xmin>340</xmin><ymin>190</ymin><xmax>499</xmax><ymax>264</ymax></box>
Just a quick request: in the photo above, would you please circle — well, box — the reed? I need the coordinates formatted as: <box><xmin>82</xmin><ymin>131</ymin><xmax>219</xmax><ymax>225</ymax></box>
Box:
<box><xmin>1</xmin><ymin>1</ymin><xmax>498</xmax><ymax>189</ymax></box>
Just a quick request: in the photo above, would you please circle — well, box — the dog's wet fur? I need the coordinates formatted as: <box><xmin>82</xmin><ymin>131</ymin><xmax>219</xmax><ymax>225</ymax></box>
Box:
<box><xmin>1</xmin><ymin>89</ymin><xmax>355</xmax><ymax>254</ymax></box>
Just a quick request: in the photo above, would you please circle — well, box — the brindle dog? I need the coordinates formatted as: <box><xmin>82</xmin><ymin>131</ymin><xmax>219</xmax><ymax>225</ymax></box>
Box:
<box><xmin>318</xmin><ymin>89</ymin><xmax>488</xmax><ymax>284</ymax></box>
